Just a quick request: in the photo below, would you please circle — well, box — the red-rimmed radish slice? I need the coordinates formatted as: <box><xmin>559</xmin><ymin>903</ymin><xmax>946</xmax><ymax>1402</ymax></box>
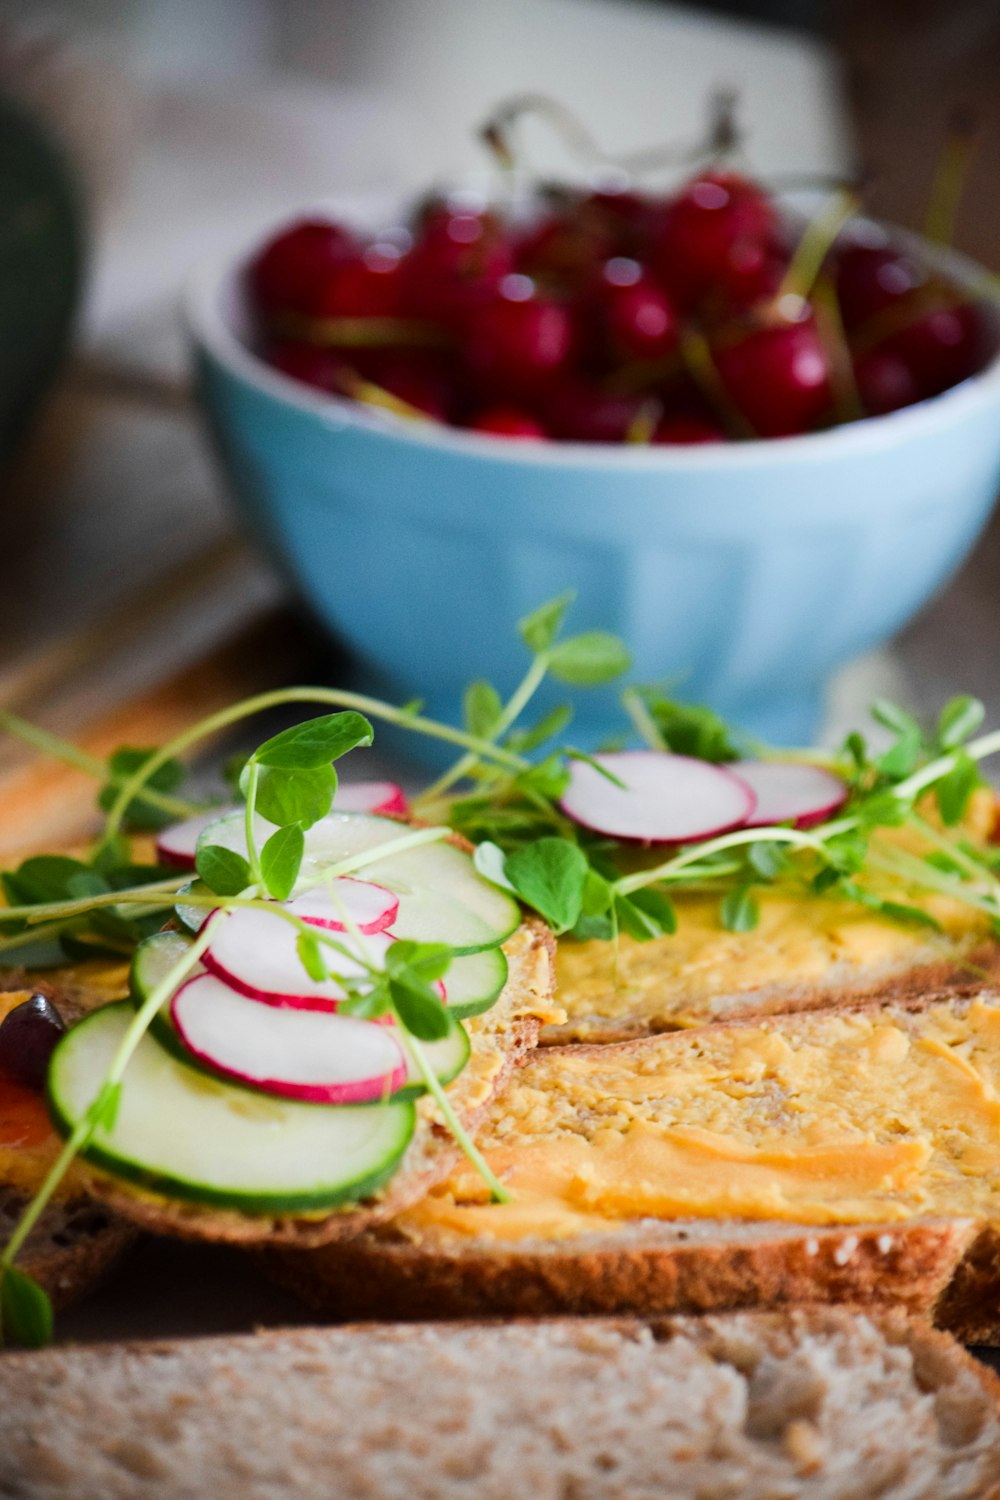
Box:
<box><xmin>334</xmin><ymin>780</ymin><xmax>408</xmax><ymax>817</ymax></box>
<box><xmin>285</xmin><ymin>877</ymin><xmax>398</xmax><ymax>935</ymax></box>
<box><xmin>156</xmin><ymin>808</ymin><xmax>234</xmax><ymax>869</ymax></box>
<box><xmin>560</xmin><ymin>750</ymin><xmax>756</xmax><ymax>844</ymax></box>
<box><xmin>170</xmin><ymin>973</ymin><xmax>406</xmax><ymax>1103</ymax></box>
<box><xmin>203</xmin><ymin>906</ymin><xmax>394</xmax><ymax>1011</ymax></box>
<box><xmin>734</xmin><ymin>761</ymin><xmax>848</xmax><ymax>829</ymax></box>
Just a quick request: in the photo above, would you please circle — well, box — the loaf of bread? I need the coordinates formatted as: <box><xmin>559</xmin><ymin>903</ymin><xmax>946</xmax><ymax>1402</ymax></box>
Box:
<box><xmin>1</xmin><ymin>1310</ymin><xmax>998</xmax><ymax>1499</ymax></box>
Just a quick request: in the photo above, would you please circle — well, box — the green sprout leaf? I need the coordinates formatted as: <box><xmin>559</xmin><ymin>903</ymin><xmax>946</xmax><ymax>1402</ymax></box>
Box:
<box><xmin>547</xmin><ymin>632</ymin><xmax>632</xmax><ymax>687</ymax></box>
<box><xmin>875</xmin><ymin>727</ymin><xmax>923</xmax><ymax>781</ymax></box>
<box><xmin>518</xmin><ymin>590</ymin><xmax>575</xmax><ymax>654</ymax></box>
<box><xmin>463</xmin><ymin>680</ymin><xmax>503</xmax><ymax>740</ymax></box>
<box><xmin>937</xmin><ymin>695</ymin><xmax>985</xmax><ymax>750</ymax></box>
<box><xmin>505</xmin><ymin>838</ymin><xmax>589</xmax><ymax>933</ymax></box>
<box><xmin>250</xmin><ymin>764</ymin><xmax>336</xmax><ymax>829</ymax></box>
<box><xmin>473</xmin><ymin>841</ymin><xmax>516</xmax><ymax>892</ymax></box>
<box><xmin>195</xmin><ymin>843</ymin><xmax>251</xmax><ymax>897</ymax></box>
<box><xmin>506</xmin><ymin>703</ymin><xmax>573</xmax><ymax>754</ymax></box>
<box><xmin>936</xmin><ymin>750</ymin><xmax>981</xmax><ymax>827</ymax></box>
<box><xmin>1</xmin><ymin>1267</ymin><xmax>53</xmax><ymax>1349</ymax></box>
<box><xmin>260</xmin><ymin>825</ymin><xmax>305</xmax><ymax>901</ymax></box>
<box><xmin>2</xmin><ymin>855</ymin><xmax>96</xmax><ymax>907</ymax></box>
<box><xmin>614</xmin><ymin>886</ymin><xmax>677</xmax><ymax>941</ymax></box>
<box><xmin>97</xmin><ymin>748</ymin><xmax>185</xmax><ymax>831</ymax></box>
<box><xmin>720</xmin><ymin>885</ymin><xmax>760</xmax><ymax>933</ymax></box>
<box><xmin>296</xmin><ymin>930</ymin><xmax>328</xmax><ymax>983</ymax></box>
<box><xmin>389</xmin><ymin>970</ymin><xmax>452</xmax><ymax>1041</ymax></box>
<box><xmin>254</xmin><ymin>711</ymin><xmax>373</xmax><ymax>770</ymax></box>
<box><xmin>871</xmin><ymin>699</ymin><xmax>922</xmax><ymax>740</ymax></box>
<box><xmin>639</xmin><ymin>695</ymin><xmax>740</xmax><ymax>762</ymax></box>
<box><xmin>747</xmin><ymin>841</ymin><xmax>791</xmax><ymax>881</ymax></box>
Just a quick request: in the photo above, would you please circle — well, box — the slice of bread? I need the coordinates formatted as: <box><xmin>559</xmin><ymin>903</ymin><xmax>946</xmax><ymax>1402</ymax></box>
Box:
<box><xmin>1</xmin><ymin>1310</ymin><xmax>998</xmax><ymax>1499</ymax></box>
<box><xmin>547</xmin><ymin>790</ymin><xmax>1000</xmax><ymax>1042</ymax></box>
<box><xmin>1</xmin><ymin>1187</ymin><xmax>135</xmax><ymax>1312</ymax></box>
<box><xmin>263</xmin><ymin>989</ymin><xmax>1000</xmax><ymax>1337</ymax></box>
<box><xmin>75</xmin><ymin>919</ymin><xmax>558</xmax><ymax>1248</ymax></box>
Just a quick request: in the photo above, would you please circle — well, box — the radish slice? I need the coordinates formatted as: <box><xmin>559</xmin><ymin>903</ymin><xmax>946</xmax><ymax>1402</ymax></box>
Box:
<box><xmin>285</xmin><ymin>877</ymin><xmax>398</xmax><ymax>935</ymax></box>
<box><xmin>171</xmin><ymin>973</ymin><xmax>406</xmax><ymax>1103</ymax></box>
<box><xmin>203</xmin><ymin>906</ymin><xmax>394</xmax><ymax>1011</ymax></box>
<box><xmin>334</xmin><ymin>780</ymin><xmax>408</xmax><ymax>817</ymax></box>
<box><xmin>734</xmin><ymin>761</ymin><xmax>848</xmax><ymax>829</ymax></box>
<box><xmin>560</xmin><ymin>751</ymin><xmax>756</xmax><ymax>844</ymax></box>
<box><xmin>156</xmin><ymin>808</ymin><xmax>233</xmax><ymax>869</ymax></box>
<box><xmin>155</xmin><ymin>781</ymin><xmax>405</xmax><ymax>869</ymax></box>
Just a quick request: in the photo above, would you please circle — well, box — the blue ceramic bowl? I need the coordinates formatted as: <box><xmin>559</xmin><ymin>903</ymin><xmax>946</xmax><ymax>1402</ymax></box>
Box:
<box><xmin>185</xmin><ymin>230</ymin><xmax>1000</xmax><ymax>750</ymax></box>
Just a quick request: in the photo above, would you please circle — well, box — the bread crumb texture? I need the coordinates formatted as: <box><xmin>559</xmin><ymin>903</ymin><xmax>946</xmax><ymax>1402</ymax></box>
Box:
<box><xmin>0</xmin><ymin>1311</ymin><xmax>998</xmax><ymax>1500</ymax></box>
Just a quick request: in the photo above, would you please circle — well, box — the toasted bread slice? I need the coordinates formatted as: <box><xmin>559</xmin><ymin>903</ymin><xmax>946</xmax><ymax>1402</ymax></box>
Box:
<box><xmin>1</xmin><ymin>1310</ymin><xmax>998</xmax><ymax>1499</ymax></box>
<box><xmin>74</xmin><ymin>919</ymin><xmax>558</xmax><ymax>1248</ymax></box>
<box><xmin>547</xmin><ymin>788</ymin><xmax>1000</xmax><ymax>1042</ymax></box>
<box><xmin>264</xmin><ymin>989</ymin><xmax>1000</xmax><ymax>1335</ymax></box>
<box><xmin>1</xmin><ymin>1187</ymin><xmax>135</xmax><ymax>1312</ymax></box>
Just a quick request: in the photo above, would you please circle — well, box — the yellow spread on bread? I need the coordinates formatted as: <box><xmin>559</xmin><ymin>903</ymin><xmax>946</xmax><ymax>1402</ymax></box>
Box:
<box><xmin>394</xmin><ymin>995</ymin><xmax>1000</xmax><ymax>1242</ymax></box>
<box><xmin>553</xmin><ymin>789</ymin><xmax>998</xmax><ymax>1034</ymax></box>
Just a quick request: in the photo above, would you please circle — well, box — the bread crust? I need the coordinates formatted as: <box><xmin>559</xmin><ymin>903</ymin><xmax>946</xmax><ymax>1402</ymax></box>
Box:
<box><xmin>73</xmin><ymin>920</ymin><xmax>557</xmax><ymax>1249</ymax></box>
<box><xmin>260</xmin><ymin>1216</ymin><xmax>975</xmax><ymax>1325</ymax></box>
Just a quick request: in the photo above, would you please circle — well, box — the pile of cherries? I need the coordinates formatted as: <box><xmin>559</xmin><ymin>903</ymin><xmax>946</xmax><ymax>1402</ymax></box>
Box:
<box><xmin>247</xmin><ymin>171</ymin><xmax>997</xmax><ymax>443</ymax></box>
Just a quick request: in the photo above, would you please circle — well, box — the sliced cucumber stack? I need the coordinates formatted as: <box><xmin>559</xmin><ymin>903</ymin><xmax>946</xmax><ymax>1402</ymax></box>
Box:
<box><xmin>48</xmin><ymin>1004</ymin><xmax>415</xmax><ymax>1213</ymax></box>
<box><xmin>195</xmin><ymin>810</ymin><xmax>520</xmax><ymax>953</ymax></box>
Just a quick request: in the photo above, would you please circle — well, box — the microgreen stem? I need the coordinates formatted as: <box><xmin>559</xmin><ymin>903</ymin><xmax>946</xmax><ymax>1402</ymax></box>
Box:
<box><xmin>907</xmin><ymin>811</ymin><xmax>1000</xmax><ymax>893</ymax></box>
<box><xmin>895</xmin><ymin>729</ymin><xmax>1000</xmax><ymax>802</ymax></box>
<box><xmin>0</xmin><ymin>876</ymin><xmax>185</xmax><ymax>928</ymax></box>
<box><xmin>621</xmin><ymin>688</ymin><xmax>667</xmax><ymax>751</ymax></box>
<box><xmin>0</xmin><ymin>901</ymin><xmax>233</xmax><ymax>1275</ymax></box>
<box><xmin>243</xmin><ymin>762</ymin><xmax>263</xmax><ymax>887</ymax></box>
<box><xmin>403</xmin><ymin>1032</ymin><xmax>510</xmax><ymax>1204</ymax></box>
<box><xmin>867</xmin><ymin>840</ymin><xmax>1000</xmax><ymax>920</ymax></box>
<box><xmin>415</xmin><ymin>654</ymin><xmax>549</xmax><ymax>809</ymax></box>
<box><xmin>613</xmin><ymin>824</ymin><xmax>833</xmax><ymax>898</ymax></box>
<box><xmin>0</xmin><ymin>711</ymin><xmax>200</xmax><ymax>821</ymax></box>
<box><xmin>101</xmin><ymin>688</ymin><xmax>530</xmax><ymax>848</ymax></box>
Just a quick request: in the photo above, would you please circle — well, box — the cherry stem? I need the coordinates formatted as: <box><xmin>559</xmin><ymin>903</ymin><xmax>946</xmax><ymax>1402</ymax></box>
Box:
<box><xmin>335</xmin><ymin>369</ymin><xmax>434</xmax><ymax>423</ymax></box>
<box><xmin>778</xmin><ymin>188</ymin><xmax>860</xmax><ymax>307</ymax></box>
<box><xmin>924</xmin><ymin>108</ymin><xmax>981</xmax><ymax>247</ymax></box>
<box><xmin>274</xmin><ymin>314</ymin><xmax>452</xmax><ymax>351</ymax></box>
<box><xmin>679</xmin><ymin>328</ymin><xmax>756</xmax><ymax>440</ymax></box>
<box><xmin>811</xmin><ymin>274</ymin><xmax>864</xmax><ymax>424</ymax></box>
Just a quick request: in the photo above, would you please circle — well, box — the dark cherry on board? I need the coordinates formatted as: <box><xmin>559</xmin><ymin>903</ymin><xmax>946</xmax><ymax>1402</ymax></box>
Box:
<box><xmin>0</xmin><ymin>994</ymin><xmax>66</xmax><ymax>1092</ymax></box>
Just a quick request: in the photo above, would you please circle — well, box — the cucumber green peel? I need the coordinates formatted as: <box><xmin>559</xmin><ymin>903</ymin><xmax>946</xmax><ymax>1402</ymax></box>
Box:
<box><xmin>3</xmin><ymin>591</ymin><xmax>1000</xmax><ymax>1347</ymax></box>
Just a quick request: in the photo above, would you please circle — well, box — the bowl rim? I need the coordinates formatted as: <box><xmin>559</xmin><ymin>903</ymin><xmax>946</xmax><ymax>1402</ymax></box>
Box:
<box><xmin>183</xmin><ymin>205</ymin><xmax>1000</xmax><ymax>472</ymax></box>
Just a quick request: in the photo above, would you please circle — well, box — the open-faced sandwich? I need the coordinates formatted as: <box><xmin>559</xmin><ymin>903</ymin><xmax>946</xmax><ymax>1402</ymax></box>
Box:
<box><xmin>3</xmin><ymin>594</ymin><xmax>1000</xmax><ymax>1358</ymax></box>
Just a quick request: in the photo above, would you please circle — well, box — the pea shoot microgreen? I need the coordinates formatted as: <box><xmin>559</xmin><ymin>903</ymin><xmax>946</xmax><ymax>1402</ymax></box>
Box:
<box><xmin>2</xmin><ymin>594</ymin><xmax>1000</xmax><ymax>1345</ymax></box>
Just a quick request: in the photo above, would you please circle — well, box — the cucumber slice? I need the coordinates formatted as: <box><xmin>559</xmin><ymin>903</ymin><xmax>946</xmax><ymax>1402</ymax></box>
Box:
<box><xmin>444</xmin><ymin>947</ymin><xmax>508</xmax><ymax>1019</ymax></box>
<box><xmin>198</xmin><ymin>811</ymin><xmax>520</xmax><ymax>954</ymax></box>
<box><xmin>48</xmin><ymin>1004</ymin><xmax>415</xmax><ymax>1213</ymax></box>
<box><xmin>130</xmin><ymin>929</ymin><xmax>202</xmax><ymax>1059</ymax></box>
<box><xmin>175</xmin><ymin>878</ymin><xmax>214</xmax><ymax>934</ymax></box>
<box><xmin>394</xmin><ymin>1019</ymin><xmax>470</xmax><ymax>1100</ymax></box>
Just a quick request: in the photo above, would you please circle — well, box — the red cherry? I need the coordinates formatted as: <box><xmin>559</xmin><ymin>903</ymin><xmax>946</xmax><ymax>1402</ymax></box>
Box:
<box><xmin>652</xmin><ymin>413</ymin><xmax>726</xmax><ymax>444</ymax></box>
<box><xmin>587</xmin><ymin>258</ymin><xmax>678</xmax><ymax>361</ymax></box>
<box><xmin>267</xmin><ymin>340</ymin><xmax>348</xmax><ymax>391</ymax></box>
<box><xmin>313</xmin><ymin>243</ymin><xmax>406</xmax><ymax>319</ymax></box>
<box><xmin>402</xmin><ymin>206</ymin><xmax>513</xmax><ymax>328</ymax></box>
<box><xmin>515</xmin><ymin>207</ymin><xmax>618</xmax><ymax>290</ymax></box>
<box><xmin>715</xmin><ymin>316</ymin><xmax>832</xmax><ymax>438</ymax></box>
<box><xmin>835</xmin><ymin>243</ymin><xmax>925</xmax><ymax>332</ymax></box>
<box><xmin>249</xmin><ymin>218</ymin><xmax>356</xmax><ymax>317</ymax></box>
<box><xmin>544</xmin><ymin>380</ymin><xmax>642</xmax><ymax>443</ymax></box>
<box><xmin>853</xmin><ymin>348</ymin><xmax>920</xmax><ymax>416</ymax></box>
<box><xmin>467</xmin><ymin>276</ymin><xmax>574</xmax><ymax>394</ymax></box>
<box><xmin>653</xmin><ymin>171</ymin><xmax>778</xmax><ymax>311</ymax></box>
<box><xmin>883</xmin><ymin>300</ymin><xmax>993</xmax><ymax>398</ymax></box>
<box><xmin>470</xmin><ymin>406</ymin><xmax>547</xmax><ymax>439</ymax></box>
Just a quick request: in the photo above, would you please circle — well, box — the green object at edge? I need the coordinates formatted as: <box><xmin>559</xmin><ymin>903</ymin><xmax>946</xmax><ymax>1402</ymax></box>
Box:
<box><xmin>0</xmin><ymin>92</ymin><xmax>85</xmax><ymax>467</ymax></box>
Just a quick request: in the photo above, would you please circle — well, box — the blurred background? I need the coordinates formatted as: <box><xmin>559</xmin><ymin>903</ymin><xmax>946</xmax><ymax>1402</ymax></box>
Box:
<box><xmin>1</xmin><ymin>0</ymin><xmax>1000</xmax><ymax>842</ymax></box>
